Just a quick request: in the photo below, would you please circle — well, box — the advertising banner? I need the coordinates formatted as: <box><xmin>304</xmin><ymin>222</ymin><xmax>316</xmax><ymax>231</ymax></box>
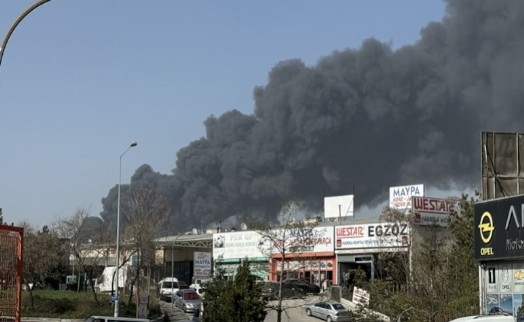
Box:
<box><xmin>285</xmin><ymin>226</ymin><xmax>334</xmax><ymax>253</ymax></box>
<box><xmin>389</xmin><ymin>184</ymin><xmax>424</xmax><ymax>210</ymax></box>
<box><xmin>482</xmin><ymin>263</ymin><xmax>524</xmax><ymax>316</ymax></box>
<box><xmin>324</xmin><ymin>194</ymin><xmax>354</xmax><ymax>218</ymax></box>
<box><xmin>213</xmin><ymin>231</ymin><xmax>268</xmax><ymax>260</ymax></box>
<box><xmin>474</xmin><ymin>194</ymin><xmax>524</xmax><ymax>261</ymax></box>
<box><xmin>352</xmin><ymin>286</ymin><xmax>370</xmax><ymax>306</ymax></box>
<box><xmin>335</xmin><ymin>222</ymin><xmax>409</xmax><ymax>249</ymax></box>
<box><xmin>412</xmin><ymin>196</ymin><xmax>455</xmax><ymax>227</ymax></box>
<box><xmin>193</xmin><ymin>252</ymin><xmax>212</xmax><ymax>279</ymax></box>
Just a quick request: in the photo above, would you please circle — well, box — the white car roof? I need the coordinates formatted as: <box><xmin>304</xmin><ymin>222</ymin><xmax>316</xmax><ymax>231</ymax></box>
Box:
<box><xmin>449</xmin><ymin>315</ymin><xmax>515</xmax><ymax>322</ymax></box>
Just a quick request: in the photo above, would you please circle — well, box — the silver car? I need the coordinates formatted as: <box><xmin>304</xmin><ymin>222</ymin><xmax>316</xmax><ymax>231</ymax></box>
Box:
<box><xmin>173</xmin><ymin>289</ymin><xmax>202</xmax><ymax>313</ymax></box>
<box><xmin>305</xmin><ymin>301</ymin><xmax>350</xmax><ymax>322</ymax></box>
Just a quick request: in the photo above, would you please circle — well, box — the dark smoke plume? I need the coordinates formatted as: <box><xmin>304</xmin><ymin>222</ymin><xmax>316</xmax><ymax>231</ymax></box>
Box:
<box><xmin>101</xmin><ymin>0</ymin><xmax>524</xmax><ymax>233</ymax></box>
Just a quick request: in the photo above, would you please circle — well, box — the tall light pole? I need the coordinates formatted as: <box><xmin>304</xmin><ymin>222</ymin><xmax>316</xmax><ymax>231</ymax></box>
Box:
<box><xmin>114</xmin><ymin>141</ymin><xmax>138</xmax><ymax>317</ymax></box>
<box><xmin>0</xmin><ymin>0</ymin><xmax>53</xmax><ymax>73</ymax></box>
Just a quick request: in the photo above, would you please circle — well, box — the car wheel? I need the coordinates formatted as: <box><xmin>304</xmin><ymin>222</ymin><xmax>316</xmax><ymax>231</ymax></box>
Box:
<box><xmin>306</xmin><ymin>308</ymin><xmax>312</xmax><ymax>316</ymax></box>
<box><xmin>326</xmin><ymin>316</ymin><xmax>332</xmax><ymax>322</ymax></box>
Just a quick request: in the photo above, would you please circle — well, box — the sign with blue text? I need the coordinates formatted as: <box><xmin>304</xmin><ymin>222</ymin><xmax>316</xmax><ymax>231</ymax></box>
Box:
<box><xmin>389</xmin><ymin>184</ymin><xmax>424</xmax><ymax>210</ymax></box>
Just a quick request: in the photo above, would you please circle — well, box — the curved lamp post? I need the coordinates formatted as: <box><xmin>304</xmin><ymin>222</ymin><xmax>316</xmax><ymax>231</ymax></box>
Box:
<box><xmin>0</xmin><ymin>0</ymin><xmax>53</xmax><ymax>73</ymax></box>
<box><xmin>114</xmin><ymin>141</ymin><xmax>138</xmax><ymax>317</ymax></box>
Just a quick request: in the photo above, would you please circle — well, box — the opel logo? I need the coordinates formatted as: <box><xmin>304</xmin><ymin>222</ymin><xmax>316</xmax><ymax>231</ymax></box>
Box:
<box><xmin>478</xmin><ymin>211</ymin><xmax>494</xmax><ymax>244</ymax></box>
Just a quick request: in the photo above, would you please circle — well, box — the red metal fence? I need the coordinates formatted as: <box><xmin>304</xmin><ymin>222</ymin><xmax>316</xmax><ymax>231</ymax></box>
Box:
<box><xmin>0</xmin><ymin>224</ymin><xmax>24</xmax><ymax>322</ymax></box>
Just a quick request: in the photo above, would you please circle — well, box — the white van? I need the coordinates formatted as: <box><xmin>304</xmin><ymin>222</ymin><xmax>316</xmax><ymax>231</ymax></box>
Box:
<box><xmin>86</xmin><ymin>316</ymin><xmax>149</xmax><ymax>322</ymax></box>
<box><xmin>158</xmin><ymin>277</ymin><xmax>188</xmax><ymax>301</ymax></box>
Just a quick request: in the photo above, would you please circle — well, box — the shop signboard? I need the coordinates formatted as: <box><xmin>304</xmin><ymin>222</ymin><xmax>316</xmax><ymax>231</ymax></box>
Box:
<box><xmin>389</xmin><ymin>184</ymin><xmax>424</xmax><ymax>210</ymax></box>
<box><xmin>193</xmin><ymin>252</ymin><xmax>212</xmax><ymax>280</ymax></box>
<box><xmin>412</xmin><ymin>196</ymin><xmax>455</xmax><ymax>227</ymax></box>
<box><xmin>284</xmin><ymin>226</ymin><xmax>334</xmax><ymax>253</ymax></box>
<box><xmin>335</xmin><ymin>222</ymin><xmax>409</xmax><ymax>250</ymax></box>
<box><xmin>274</xmin><ymin>258</ymin><xmax>334</xmax><ymax>271</ymax></box>
<box><xmin>474</xmin><ymin>194</ymin><xmax>524</xmax><ymax>261</ymax></box>
<box><xmin>352</xmin><ymin>286</ymin><xmax>370</xmax><ymax>306</ymax></box>
<box><xmin>213</xmin><ymin>231</ymin><xmax>268</xmax><ymax>260</ymax></box>
<box><xmin>482</xmin><ymin>263</ymin><xmax>524</xmax><ymax>316</ymax></box>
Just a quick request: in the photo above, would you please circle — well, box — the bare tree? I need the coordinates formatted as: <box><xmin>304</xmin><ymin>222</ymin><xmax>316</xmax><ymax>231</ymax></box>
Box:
<box><xmin>120</xmin><ymin>183</ymin><xmax>170</xmax><ymax>312</ymax></box>
<box><xmin>54</xmin><ymin>208</ymin><xmax>112</xmax><ymax>303</ymax></box>
<box><xmin>250</xmin><ymin>201</ymin><xmax>319</xmax><ymax>322</ymax></box>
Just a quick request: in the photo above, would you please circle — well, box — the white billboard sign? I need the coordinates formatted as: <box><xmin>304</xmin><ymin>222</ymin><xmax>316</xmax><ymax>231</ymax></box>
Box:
<box><xmin>389</xmin><ymin>184</ymin><xmax>424</xmax><ymax>209</ymax></box>
<box><xmin>193</xmin><ymin>252</ymin><xmax>212</xmax><ymax>279</ymax></box>
<box><xmin>335</xmin><ymin>222</ymin><xmax>409</xmax><ymax>249</ymax></box>
<box><xmin>213</xmin><ymin>231</ymin><xmax>267</xmax><ymax>260</ymax></box>
<box><xmin>324</xmin><ymin>194</ymin><xmax>354</xmax><ymax>218</ymax></box>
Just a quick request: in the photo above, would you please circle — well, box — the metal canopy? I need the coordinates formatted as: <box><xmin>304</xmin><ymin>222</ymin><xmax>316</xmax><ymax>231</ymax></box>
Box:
<box><xmin>154</xmin><ymin>233</ymin><xmax>213</xmax><ymax>249</ymax></box>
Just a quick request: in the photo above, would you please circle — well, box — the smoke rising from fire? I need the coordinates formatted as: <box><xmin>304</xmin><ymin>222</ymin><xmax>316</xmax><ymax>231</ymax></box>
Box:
<box><xmin>101</xmin><ymin>0</ymin><xmax>524</xmax><ymax>233</ymax></box>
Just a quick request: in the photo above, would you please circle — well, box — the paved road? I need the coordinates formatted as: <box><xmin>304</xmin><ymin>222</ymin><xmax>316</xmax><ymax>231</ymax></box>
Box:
<box><xmin>159</xmin><ymin>294</ymin><xmax>327</xmax><ymax>322</ymax></box>
<box><xmin>264</xmin><ymin>295</ymin><xmax>325</xmax><ymax>322</ymax></box>
<box><xmin>159</xmin><ymin>299</ymin><xmax>196</xmax><ymax>322</ymax></box>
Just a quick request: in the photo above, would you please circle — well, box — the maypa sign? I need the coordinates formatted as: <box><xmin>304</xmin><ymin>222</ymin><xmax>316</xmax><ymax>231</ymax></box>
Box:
<box><xmin>389</xmin><ymin>184</ymin><xmax>424</xmax><ymax>210</ymax></box>
<box><xmin>193</xmin><ymin>252</ymin><xmax>212</xmax><ymax>279</ymax></box>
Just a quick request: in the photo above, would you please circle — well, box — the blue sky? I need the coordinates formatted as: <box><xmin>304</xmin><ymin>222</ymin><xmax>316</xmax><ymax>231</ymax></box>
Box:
<box><xmin>0</xmin><ymin>0</ymin><xmax>446</xmax><ymax>228</ymax></box>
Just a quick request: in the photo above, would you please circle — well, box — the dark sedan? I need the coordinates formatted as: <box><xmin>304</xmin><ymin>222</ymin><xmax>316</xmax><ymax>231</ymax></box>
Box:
<box><xmin>282</xmin><ymin>278</ymin><xmax>320</xmax><ymax>294</ymax></box>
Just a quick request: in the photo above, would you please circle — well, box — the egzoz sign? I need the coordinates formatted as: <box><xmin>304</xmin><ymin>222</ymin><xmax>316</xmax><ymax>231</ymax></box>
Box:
<box><xmin>335</xmin><ymin>222</ymin><xmax>409</xmax><ymax>250</ymax></box>
<box><xmin>475</xmin><ymin>194</ymin><xmax>524</xmax><ymax>261</ymax></box>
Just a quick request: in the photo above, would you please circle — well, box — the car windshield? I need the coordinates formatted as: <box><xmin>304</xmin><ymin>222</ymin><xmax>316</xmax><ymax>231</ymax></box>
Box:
<box><xmin>183</xmin><ymin>292</ymin><xmax>200</xmax><ymax>300</ymax></box>
<box><xmin>332</xmin><ymin>303</ymin><xmax>345</xmax><ymax>310</ymax></box>
<box><xmin>162</xmin><ymin>281</ymin><xmax>178</xmax><ymax>288</ymax></box>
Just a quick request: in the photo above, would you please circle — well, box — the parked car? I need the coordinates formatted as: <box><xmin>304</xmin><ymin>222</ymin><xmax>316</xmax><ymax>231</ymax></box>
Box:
<box><xmin>305</xmin><ymin>301</ymin><xmax>350</xmax><ymax>322</ymax></box>
<box><xmin>282</xmin><ymin>278</ymin><xmax>320</xmax><ymax>294</ymax></box>
<box><xmin>261</xmin><ymin>281</ymin><xmax>305</xmax><ymax>300</ymax></box>
<box><xmin>174</xmin><ymin>289</ymin><xmax>202</xmax><ymax>313</ymax></box>
<box><xmin>158</xmin><ymin>277</ymin><xmax>188</xmax><ymax>301</ymax></box>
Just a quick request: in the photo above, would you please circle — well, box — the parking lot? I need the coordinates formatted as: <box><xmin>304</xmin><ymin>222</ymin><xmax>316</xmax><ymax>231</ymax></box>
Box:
<box><xmin>161</xmin><ymin>294</ymin><xmax>330</xmax><ymax>322</ymax></box>
<box><xmin>159</xmin><ymin>299</ymin><xmax>196</xmax><ymax>321</ymax></box>
<box><xmin>263</xmin><ymin>295</ymin><xmax>325</xmax><ymax>322</ymax></box>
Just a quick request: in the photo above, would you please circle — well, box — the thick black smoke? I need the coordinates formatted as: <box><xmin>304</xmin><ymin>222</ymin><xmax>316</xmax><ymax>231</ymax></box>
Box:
<box><xmin>101</xmin><ymin>0</ymin><xmax>524</xmax><ymax>233</ymax></box>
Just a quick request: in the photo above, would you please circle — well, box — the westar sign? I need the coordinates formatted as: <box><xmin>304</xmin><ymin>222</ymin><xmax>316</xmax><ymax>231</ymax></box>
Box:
<box><xmin>474</xmin><ymin>194</ymin><xmax>524</xmax><ymax>261</ymax></box>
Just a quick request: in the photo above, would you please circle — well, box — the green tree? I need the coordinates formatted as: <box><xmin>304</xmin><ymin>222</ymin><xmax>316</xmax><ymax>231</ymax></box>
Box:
<box><xmin>201</xmin><ymin>268</ymin><xmax>229</xmax><ymax>322</ymax></box>
<box><xmin>202</xmin><ymin>261</ymin><xmax>266</xmax><ymax>322</ymax></box>
<box><xmin>21</xmin><ymin>222</ymin><xmax>68</xmax><ymax>310</ymax></box>
<box><xmin>442</xmin><ymin>194</ymin><xmax>479</xmax><ymax>318</ymax></box>
<box><xmin>366</xmin><ymin>194</ymin><xmax>479</xmax><ymax>321</ymax></box>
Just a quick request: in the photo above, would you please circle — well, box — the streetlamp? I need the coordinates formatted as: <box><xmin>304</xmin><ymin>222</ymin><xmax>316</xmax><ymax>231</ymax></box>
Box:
<box><xmin>0</xmin><ymin>0</ymin><xmax>53</xmax><ymax>73</ymax></box>
<box><xmin>114</xmin><ymin>141</ymin><xmax>138</xmax><ymax>317</ymax></box>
